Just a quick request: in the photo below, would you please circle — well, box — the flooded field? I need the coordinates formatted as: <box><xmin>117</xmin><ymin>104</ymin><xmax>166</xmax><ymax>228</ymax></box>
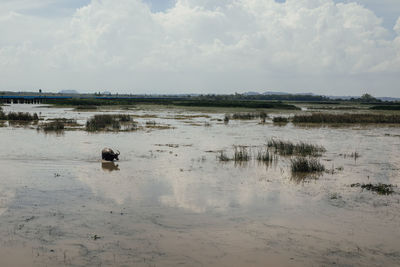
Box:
<box><xmin>1</xmin><ymin>104</ymin><xmax>400</xmax><ymax>266</ymax></box>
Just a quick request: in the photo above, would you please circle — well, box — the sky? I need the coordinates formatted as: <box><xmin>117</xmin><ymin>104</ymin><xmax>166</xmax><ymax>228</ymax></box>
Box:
<box><xmin>0</xmin><ymin>0</ymin><xmax>399</xmax><ymax>97</ymax></box>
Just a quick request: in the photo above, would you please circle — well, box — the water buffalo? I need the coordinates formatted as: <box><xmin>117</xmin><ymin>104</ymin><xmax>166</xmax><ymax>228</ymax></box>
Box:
<box><xmin>102</xmin><ymin>148</ymin><xmax>120</xmax><ymax>161</ymax></box>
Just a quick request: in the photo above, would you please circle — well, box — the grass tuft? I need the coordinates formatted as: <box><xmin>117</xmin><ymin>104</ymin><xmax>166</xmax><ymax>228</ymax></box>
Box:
<box><xmin>1</xmin><ymin>111</ymin><xmax>39</xmax><ymax>121</ymax></box>
<box><xmin>267</xmin><ymin>139</ymin><xmax>325</xmax><ymax>156</ymax></box>
<box><xmin>42</xmin><ymin>121</ymin><xmax>65</xmax><ymax>132</ymax></box>
<box><xmin>233</xmin><ymin>146</ymin><xmax>250</xmax><ymax>162</ymax></box>
<box><xmin>256</xmin><ymin>147</ymin><xmax>276</xmax><ymax>163</ymax></box>
<box><xmin>273</xmin><ymin>116</ymin><xmax>289</xmax><ymax>123</ymax></box>
<box><xmin>293</xmin><ymin>113</ymin><xmax>400</xmax><ymax>124</ymax></box>
<box><xmin>230</xmin><ymin>112</ymin><xmax>268</xmax><ymax>120</ymax></box>
<box><xmin>290</xmin><ymin>157</ymin><xmax>325</xmax><ymax>173</ymax></box>
<box><xmin>86</xmin><ymin>114</ymin><xmax>131</xmax><ymax>131</ymax></box>
<box><xmin>217</xmin><ymin>151</ymin><xmax>231</xmax><ymax>162</ymax></box>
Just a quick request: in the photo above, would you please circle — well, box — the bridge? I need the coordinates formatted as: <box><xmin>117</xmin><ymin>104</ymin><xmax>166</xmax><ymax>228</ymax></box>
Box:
<box><xmin>0</xmin><ymin>94</ymin><xmax>187</xmax><ymax>104</ymax></box>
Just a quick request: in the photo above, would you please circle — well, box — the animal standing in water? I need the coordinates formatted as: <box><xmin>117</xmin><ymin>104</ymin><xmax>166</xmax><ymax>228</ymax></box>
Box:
<box><xmin>102</xmin><ymin>148</ymin><xmax>120</xmax><ymax>161</ymax></box>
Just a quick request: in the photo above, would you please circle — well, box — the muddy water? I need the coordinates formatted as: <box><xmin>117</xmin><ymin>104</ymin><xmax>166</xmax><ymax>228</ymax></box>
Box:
<box><xmin>0</xmin><ymin>104</ymin><xmax>400</xmax><ymax>266</ymax></box>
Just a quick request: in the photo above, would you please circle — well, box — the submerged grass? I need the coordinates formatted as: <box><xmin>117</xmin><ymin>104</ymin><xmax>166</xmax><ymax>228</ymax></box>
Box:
<box><xmin>267</xmin><ymin>139</ymin><xmax>325</xmax><ymax>156</ymax></box>
<box><xmin>290</xmin><ymin>157</ymin><xmax>325</xmax><ymax>173</ymax></box>
<box><xmin>292</xmin><ymin>113</ymin><xmax>400</xmax><ymax>124</ymax></box>
<box><xmin>351</xmin><ymin>183</ymin><xmax>395</xmax><ymax>195</ymax></box>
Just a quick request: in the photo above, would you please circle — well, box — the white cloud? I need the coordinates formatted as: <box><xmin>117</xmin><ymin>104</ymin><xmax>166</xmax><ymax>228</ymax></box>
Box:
<box><xmin>0</xmin><ymin>0</ymin><xmax>399</xmax><ymax>96</ymax></box>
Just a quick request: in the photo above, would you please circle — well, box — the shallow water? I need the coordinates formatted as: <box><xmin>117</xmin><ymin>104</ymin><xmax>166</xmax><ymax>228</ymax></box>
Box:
<box><xmin>0</xmin><ymin>104</ymin><xmax>400</xmax><ymax>266</ymax></box>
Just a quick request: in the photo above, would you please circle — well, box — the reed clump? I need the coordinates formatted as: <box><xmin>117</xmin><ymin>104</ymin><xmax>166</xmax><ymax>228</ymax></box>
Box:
<box><xmin>293</xmin><ymin>113</ymin><xmax>400</xmax><ymax>124</ymax></box>
<box><xmin>145</xmin><ymin>120</ymin><xmax>157</xmax><ymax>126</ymax></box>
<box><xmin>223</xmin><ymin>115</ymin><xmax>230</xmax><ymax>123</ymax></box>
<box><xmin>117</xmin><ymin>114</ymin><xmax>131</xmax><ymax>122</ymax></box>
<box><xmin>42</xmin><ymin>121</ymin><xmax>65</xmax><ymax>132</ymax></box>
<box><xmin>273</xmin><ymin>116</ymin><xmax>289</xmax><ymax>123</ymax></box>
<box><xmin>75</xmin><ymin>105</ymin><xmax>98</xmax><ymax>110</ymax></box>
<box><xmin>233</xmin><ymin>146</ymin><xmax>250</xmax><ymax>162</ymax></box>
<box><xmin>230</xmin><ymin>112</ymin><xmax>268</xmax><ymax>120</ymax></box>
<box><xmin>256</xmin><ymin>147</ymin><xmax>276</xmax><ymax>163</ymax></box>
<box><xmin>267</xmin><ymin>139</ymin><xmax>325</xmax><ymax>156</ymax></box>
<box><xmin>86</xmin><ymin>114</ymin><xmax>133</xmax><ymax>131</ymax></box>
<box><xmin>351</xmin><ymin>183</ymin><xmax>395</xmax><ymax>195</ymax></box>
<box><xmin>290</xmin><ymin>157</ymin><xmax>325</xmax><ymax>173</ymax></box>
<box><xmin>217</xmin><ymin>151</ymin><xmax>230</xmax><ymax>162</ymax></box>
<box><xmin>217</xmin><ymin>146</ymin><xmax>251</xmax><ymax>162</ymax></box>
<box><xmin>1</xmin><ymin>111</ymin><xmax>39</xmax><ymax>121</ymax></box>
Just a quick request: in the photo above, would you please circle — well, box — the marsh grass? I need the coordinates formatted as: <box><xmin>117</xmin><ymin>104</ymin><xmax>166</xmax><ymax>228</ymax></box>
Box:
<box><xmin>351</xmin><ymin>183</ymin><xmax>395</xmax><ymax>195</ymax></box>
<box><xmin>350</xmin><ymin>152</ymin><xmax>360</xmax><ymax>160</ymax></box>
<box><xmin>1</xmin><ymin>111</ymin><xmax>39</xmax><ymax>121</ymax></box>
<box><xmin>293</xmin><ymin>113</ymin><xmax>400</xmax><ymax>124</ymax></box>
<box><xmin>273</xmin><ymin>116</ymin><xmax>289</xmax><ymax>123</ymax></box>
<box><xmin>42</xmin><ymin>121</ymin><xmax>65</xmax><ymax>132</ymax></box>
<box><xmin>341</xmin><ymin>152</ymin><xmax>361</xmax><ymax>160</ymax></box>
<box><xmin>48</xmin><ymin>118</ymin><xmax>79</xmax><ymax>126</ymax></box>
<box><xmin>86</xmin><ymin>114</ymin><xmax>132</xmax><ymax>131</ymax></box>
<box><xmin>217</xmin><ymin>151</ymin><xmax>230</xmax><ymax>162</ymax></box>
<box><xmin>173</xmin><ymin>114</ymin><xmax>211</xmax><ymax>120</ymax></box>
<box><xmin>117</xmin><ymin>114</ymin><xmax>131</xmax><ymax>122</ymax></box>
<box><xmin>224</xmin><ymin>115</ymin><xmax>230</xmax><ymax>124</ymax></box>
<box><xmin>370</xmin><ymin>105</ymin><xmax>400</xmax><ymax>110</ymax></box>
<box><xmin>75</xmin><ymin>105</ymin><xmax>98</xmax><ymax>110</ymax></box>
<box><xmin>256</xmin><ymin>147</ymin><xmax>277</xmax><ymax>164</ymax></box>
<box><xmin>233</xmin><ymin>146</ymin><xmax>250</xmax><ymax>162</ymax></box>
<box><xmin>267</xmin><ymin>139</ymin><xmax>325</xmax><ymax>156</ymax></box>
<box><xmin>290</xmin><ymin>157</ymin><xmax>325</xmax><ymax>173</ymax></box>
<box><xmin>217</xmin><ymin>146</ymin><xmax>251</xmax><ymax>162</ymax></box>
<box><xmin>230</xmin><ymin>112</ymin><xmax>268</xmax><ymax>120</ymax></box>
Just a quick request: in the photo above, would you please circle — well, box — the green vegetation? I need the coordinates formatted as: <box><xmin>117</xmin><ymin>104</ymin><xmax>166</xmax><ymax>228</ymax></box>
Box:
<box><xmin>292</xmin><ymin>113</ymin><xmax>400</xmax><ymax>124</ymax></box>
<box><xmin>75</xmin><ymin>105</ymin><xmax>98</xmax><ymax>110</ymax></box>
<box><xmin>267</xmin><ymin>139</ymin><xmax>325</xmax><ymax>156</ymax></box>
<box><xmin>223</xmin><ymin>115</ymin><xmax>230</xmax><ymax>123</ymax></box>
<box><xmin>86</xmin><ymin>114</ymin><xmax>132</xmax><ymax>131</ymax></box>
<box><xmin>273</xmin><ymin>116</ymin><xmax>289</xmax><ymax>123</ymax></box>
<box><xmin>0</xmin><ymin>111</ymin><xmax>39</xmax><ymax>121</ymax></box>
<box><xmin>217</xmin><ymin>146</ymin><xmax>251</xmax><ymax>162</ymax></box>
<box><xmin>351</xmin><ymin>183</ymin><xmax>395</xmax><ymax>195</ymax></box>
<box><xmin>39</xmin><ymin>118</ymin><xmax>79</xmax><ymax>132</ymax></box>
<box><xmin>43</xmin><ymin>98</ymin><xmax>299</xmax><ymax>110</ymax></box>
<box><xmin>217</xmin><ymin>151</ymin><xmax>230</xmax><ymax>162</ymax></box>
<box><xmin>230</xmin><ymin>112</ymin><xmax>268</xmax><ymax>120</ymax></box>
<box><xmin>256</xmin><ymin>147</ymin><xmax>276</xmax><ymax>163</ymax></box>
<box><xmin>290</xmin><ymin>157</ymin><xmax>325</xmax><ymax>173</ymax></box>
<box><xmin>233</xmin><ymin>146</ymin><xmax>250</xmax><ymax>162</ymax></box>
<box><xmin>42</xmin><ymin>121</ymin><xmax>65</xmax><ymax>132</ymax></box>
<box><xmin>370</xmin><ymin>105</ymin><xmax>400</xmax><ymax>110</ymax></box>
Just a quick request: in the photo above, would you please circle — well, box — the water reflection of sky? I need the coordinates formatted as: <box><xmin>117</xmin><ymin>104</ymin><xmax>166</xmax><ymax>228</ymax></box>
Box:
<box><xmin>1</xmin><ymin>105</ymin><xmax>400</xmax><ymax>266</ymax></box>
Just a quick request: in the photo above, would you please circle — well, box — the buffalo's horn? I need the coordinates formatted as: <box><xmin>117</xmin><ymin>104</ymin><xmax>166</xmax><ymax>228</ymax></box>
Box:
<box><xmin>116</xmin><ymin>150</ymin><xmax>120</xmax><ymax>155</ymax></box>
